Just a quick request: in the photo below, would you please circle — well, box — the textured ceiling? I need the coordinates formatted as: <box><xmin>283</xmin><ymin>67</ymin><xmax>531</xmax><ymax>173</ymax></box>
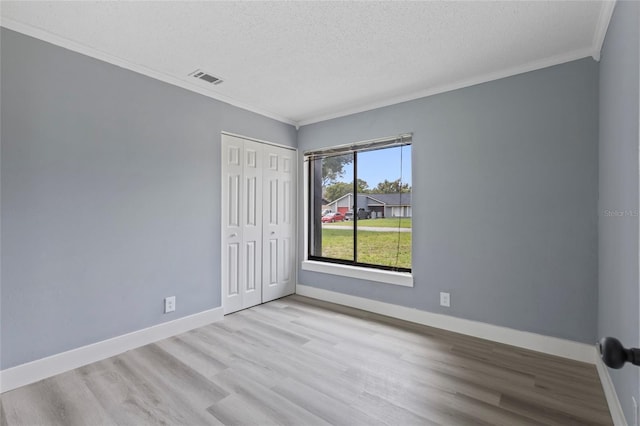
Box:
<box><xmin>1</xmin><ymin>1</ymin><xmax>611</xmax><ymax>126</ymax></box>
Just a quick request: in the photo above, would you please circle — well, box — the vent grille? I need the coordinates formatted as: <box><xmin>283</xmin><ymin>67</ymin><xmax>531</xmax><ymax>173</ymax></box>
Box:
<box><xmin>190</xmin><ymin>69</ymin><xmax>223</xmax><ymax>85</ymax></box>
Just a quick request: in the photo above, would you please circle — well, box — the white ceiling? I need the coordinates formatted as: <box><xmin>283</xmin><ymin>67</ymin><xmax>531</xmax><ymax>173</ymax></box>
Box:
<box><xmin>0</xmin><ymin>1</ymin><xmax>613</xmax><ymax>126</ymax></box>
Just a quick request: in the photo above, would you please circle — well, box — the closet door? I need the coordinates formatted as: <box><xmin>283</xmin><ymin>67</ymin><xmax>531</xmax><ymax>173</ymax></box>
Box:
<box><xmin>262</xmin><ymin>144</ymin><xmax>296</xmax><ymax>302</ymax></box>
<box><xmin>222</xmin><ymin>134</ymin><xmax>296</xmax><ymax>314</ymax></box>
<box><xmin>221</xmin><ymin>135</ymin><xmax>263</xmax><ymax>314</ymax></box>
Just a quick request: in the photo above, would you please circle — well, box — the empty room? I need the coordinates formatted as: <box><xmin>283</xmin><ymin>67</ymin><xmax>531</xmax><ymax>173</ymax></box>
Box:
<box><xmin>1</xmin><ymin>1</ymin><xmax>639</xmax><ymax>425</ymax></box>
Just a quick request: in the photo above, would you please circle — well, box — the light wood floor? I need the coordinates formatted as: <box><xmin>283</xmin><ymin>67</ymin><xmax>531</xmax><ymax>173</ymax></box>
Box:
<box><xmin>1</xmin><ymin>295</ymin><xmax>612</xmax><ymax>426</ymax></box>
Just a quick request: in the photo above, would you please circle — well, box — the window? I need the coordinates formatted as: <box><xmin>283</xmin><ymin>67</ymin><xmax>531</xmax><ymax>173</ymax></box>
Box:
<box><xmin>305</xmin><ymin>134</ymin><xmax>412</xmax><ymax>275</ymax></box>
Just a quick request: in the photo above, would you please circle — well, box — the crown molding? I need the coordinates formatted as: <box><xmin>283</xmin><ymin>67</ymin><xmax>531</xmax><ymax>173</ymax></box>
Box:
<box><xmin>591</xmin><ymin>0</ymin><xmax>617</xmax><ymax>61</ymax></box>
<box><xmin>297</xmin><ymin>47</ymin><xmax>595</xmax><ymax>126</ymax></box>
<box><xmin>0</xmin><ymin>18</ymin><xmax>297</xmax><ymax>127</ymax></box>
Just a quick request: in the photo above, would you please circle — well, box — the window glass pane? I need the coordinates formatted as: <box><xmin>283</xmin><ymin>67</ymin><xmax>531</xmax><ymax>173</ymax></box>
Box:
<box><xmin>309</xmin><ymin>153</ymin><xmax>354</xmax><ymax>262</ymax></box>
<box><xmin>307</xmin><ymin>140</ymin><xmax>412</xmax><ymax>272</ymax></box>
<box><xmin>356</xmin><ymin>146</ymin><xmax>412</xmax><ymax>269</ymax></box>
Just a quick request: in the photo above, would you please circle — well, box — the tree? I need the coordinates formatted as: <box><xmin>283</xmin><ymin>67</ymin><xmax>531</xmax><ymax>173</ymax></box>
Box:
<box><xmin>322</xmin><ymin>155</ymin><xmax>353</xmax><ymax>186</ymax></box>
<box><xmin>324</xmin><ymin>179</ymin><xmax>370</xmax><ymax>202</ymax></box>
<box><xmin>355</xmin><ymin>179</ymin><xmax>370</xmax><ymax>194</ymax></box>
<box><xmin>324</xmin><ymin>182</ymin><xmax>352</xmax><ymax>202</ymax></box>
<box><xmin>374</xmin><ymin>179</ymin><xmax>411</xmax><ymax>194</ymax></box>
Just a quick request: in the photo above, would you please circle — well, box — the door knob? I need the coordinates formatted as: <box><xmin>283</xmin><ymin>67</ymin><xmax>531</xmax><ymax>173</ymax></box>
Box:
<box><xmin>271</xmin><ymin>231</ymin><xmax>275</xmax><ymax>235</ymax></box>
<box><xmin>598</xmin><ymin>337</ymin><xmax>640</xmax><ymax>369</ymax></box>
<box><xmin>230</xmin><ymin>233</ymin><xmax>237</xmax><ymax>238</ymax></box>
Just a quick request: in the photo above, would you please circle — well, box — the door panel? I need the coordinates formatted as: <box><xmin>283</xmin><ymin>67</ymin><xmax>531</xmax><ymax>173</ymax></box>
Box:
<box><xmin>283</xmin><ymin>181</ymin><xmax>291</xmax><ymax>224</ymax></box>
<box><xmin>241</xmin><ymin>139</ymin><xmax>263</xmax><ymax>309</ymax></box>
<box><xmin>245</xmin><ymin>242</ymin><xmax>257</xmax><ymax>291</ymax></box>
<box><xmin>268</xmin><ymin>238</ymin><xmax>278</xmax><ymax>284</ymax></box>
<box><xmin>269</xmin><ymin>179</ymin><xmax>278</xmax><ymax>225</ymax></box>
<box><xmin>282</xmin><ymin>237</ymin><xmax>291</xmax><ymax>282</ymax></box>
<box><xmin>228</xmin><ymin>243</ymin><xmax>240</xmax><ymax>296</ymax></box>
<box><xmin>228</xmin><ymin>176</ymin><xmax>240</xmax><ymax>225</ymax></box>
<box><xmin>262</xmin><ymin>145</ymin><xmax>296</xmax><ymax>303</ymax></box>
<box><xmin>222</xmin><ymin>136</ymin><xmax>244</xmax><ymax>314</ymax></box>
<box><xmin>246</xmin><ymin>176</ymin><xmax>257</xmax><ymax>226</ymax></box>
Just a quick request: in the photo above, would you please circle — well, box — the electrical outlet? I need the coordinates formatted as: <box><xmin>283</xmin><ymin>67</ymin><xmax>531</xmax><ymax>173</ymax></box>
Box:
<box><xmin>440</xmin><ymin>292</ymin><xmax>450</xmax><ymax>307</ymax></box>
<box><xmin>164</xmin><ymin>296</ymin><xmax>176</xmax><ymax>313</ymax></box>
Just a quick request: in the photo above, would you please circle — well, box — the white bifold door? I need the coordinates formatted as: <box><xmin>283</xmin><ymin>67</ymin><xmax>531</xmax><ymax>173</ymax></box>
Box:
<box><xmin>221</xmin><ymin>134</ymin><xmax>296</xmax><ymax>314</ymax></box>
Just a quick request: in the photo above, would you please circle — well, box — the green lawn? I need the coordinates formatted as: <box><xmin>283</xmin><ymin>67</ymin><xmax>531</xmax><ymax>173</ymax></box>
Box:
<box><xmin>320</xmin><ymin>228</ymin><xmax>411</xmax><ymax>269</ymax></box>
<box><xmin>327</xmin><ymin>217</ymin><xmax>412</xmax><ymax>228</ymax></box>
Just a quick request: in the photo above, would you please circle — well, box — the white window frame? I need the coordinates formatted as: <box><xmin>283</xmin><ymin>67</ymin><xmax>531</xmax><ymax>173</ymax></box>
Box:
<box><xmin>301</xmin><ymin>136</ymin><xmax>414</xmax><ymax>288</ymax></box>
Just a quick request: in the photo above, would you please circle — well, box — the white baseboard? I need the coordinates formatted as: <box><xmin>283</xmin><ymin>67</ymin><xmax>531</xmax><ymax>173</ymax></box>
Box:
<box><xmin>296</xmin><ymin>284</ymin><xmax>596</xmax><ymax>364</ymax></box>
<box><xmin>595</xmin><ymin>356</ymin><xmax>628</xmax><ymax>426</ymax></box>
<box><xmin>0</xmin><ymin>307</ymin><xmax>223</xmax><ymax>393</ymax></box>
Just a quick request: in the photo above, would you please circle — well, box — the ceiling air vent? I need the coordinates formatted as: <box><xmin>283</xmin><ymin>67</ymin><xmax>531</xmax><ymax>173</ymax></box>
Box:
<box><xmin>189</xmin><ymin>69</ymin><xmax>223</xmax><ymax>85</ymax></box>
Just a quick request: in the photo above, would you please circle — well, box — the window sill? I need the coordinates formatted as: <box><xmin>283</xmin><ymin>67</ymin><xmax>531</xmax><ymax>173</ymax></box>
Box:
<box><xmin>301</xmin><ymin>260</ymin><xmax>413</xmax><ymax>287</ymax></box>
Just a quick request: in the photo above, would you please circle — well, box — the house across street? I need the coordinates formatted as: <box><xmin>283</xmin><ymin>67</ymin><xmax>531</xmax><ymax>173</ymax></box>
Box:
<box><xmin>324</xmin><ymin>192</ymin><xmax>412</xmax><ymax>218</ymax></box>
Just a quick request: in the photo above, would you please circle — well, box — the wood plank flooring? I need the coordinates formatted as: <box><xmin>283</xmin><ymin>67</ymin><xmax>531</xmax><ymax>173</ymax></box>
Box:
<box><xmin>1</xmin><ymin>295</ymin><xmax>612</xmax><ymax>425</ymax></box>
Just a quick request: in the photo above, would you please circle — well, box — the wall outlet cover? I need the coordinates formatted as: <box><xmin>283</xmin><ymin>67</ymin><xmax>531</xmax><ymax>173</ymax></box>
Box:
<box><xmin>440</xmin><ymin>292</ymin><xmax>450</xmax><ymax>307</ymax></box>
<box><xmin>164</xmin><ymin>296</ymin><xmax>176</xmax><ymax>313</ymax></box>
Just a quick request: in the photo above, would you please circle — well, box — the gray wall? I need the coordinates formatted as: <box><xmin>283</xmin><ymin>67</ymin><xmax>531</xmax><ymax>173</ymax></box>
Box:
<box><xmin>298</xmin><ymin>58</ymin><xmax>599</xmax><ymax>344</ymax></box>
<box><xmin>598</xmin><ymin>1</ymin><xmax>640</xmax><ymax>423</ymax></box>
<box><xmin>0</xmin><ymin>28</ymin><xmax>296</xmax><ymax>369</ymax></box>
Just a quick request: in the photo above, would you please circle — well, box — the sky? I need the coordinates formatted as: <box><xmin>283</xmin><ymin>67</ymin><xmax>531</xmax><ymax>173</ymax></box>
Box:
<box><xmin>340</xmin><ymin>145</ymin><xmax>412</xmax><ymax>189</ymax></box>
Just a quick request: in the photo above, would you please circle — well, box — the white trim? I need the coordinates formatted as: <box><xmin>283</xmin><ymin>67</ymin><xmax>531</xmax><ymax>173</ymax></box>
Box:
<box><xmin>0</xmin><ymin>18</ymin><xmax>296</xmax><ymax>127</ymax></box>
<box><xmin>295</xmin><ymin>284</ymin><xmax>595</xmax><ymax>364</ymax></box>
<box><xmin>297</xmin><ymin>47</ymin><xmax>594</xmax><ymax>126</ymax></box>
<box><xmin>221</xmin><ymin>131</ymin><xmax>296</xmax><ymax>152</ymax></box>
<box><xmin>301</xmin><ymin>260</ymin><xmax>413</xmax><ymax>287</ymax></box>
<box><xmin>0</xmin><ymin>307</ymin><xmax>223</xmax><ymax>393</ymax></box>
<box><xmin>595</xmin><ymin>355</ymin><xmax>628</xmax><ymax>426</ymax></box>
<box><xmin>592</xmin><ymin>0</ymin><xmax>617</xmax><ymax>61</ymax></box>
<box><xmin>303</xmin><ymin>156</ymin><xmax>310</xmax><ymax>266</ymax></box>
